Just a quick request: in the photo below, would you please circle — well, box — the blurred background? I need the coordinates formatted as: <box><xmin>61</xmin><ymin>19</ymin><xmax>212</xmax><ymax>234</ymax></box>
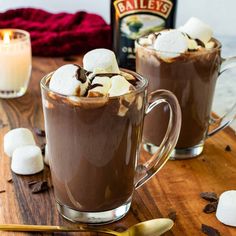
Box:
<box><xmin>1</xmin><ymin>0</ymin><xmax>236</xmax><ymax>128</ymax></box>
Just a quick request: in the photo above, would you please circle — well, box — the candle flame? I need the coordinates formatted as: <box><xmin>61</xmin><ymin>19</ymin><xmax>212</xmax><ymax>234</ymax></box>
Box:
<box><xmin>3</xmin><ymin>32</ymin><xmax>11</xmax><ymax>44</ymax></box>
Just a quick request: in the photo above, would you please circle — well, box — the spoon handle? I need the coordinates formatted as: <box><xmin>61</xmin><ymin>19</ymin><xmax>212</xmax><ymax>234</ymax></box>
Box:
<box><xmin>0</xmin><ymin>224</ymin><xmax>119</xmax><ymax>235</ymax></box>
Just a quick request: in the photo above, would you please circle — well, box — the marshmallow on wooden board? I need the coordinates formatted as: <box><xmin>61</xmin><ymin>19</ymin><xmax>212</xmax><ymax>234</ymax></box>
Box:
<box><xmin>216</xmin><ymin>190</ymin><xmax>236</xmax><ymax>227</ymax></box>
<box><xmin>11</xmin><ymin>145</ymin><xmax>44</xmax><ymax>175</ymax></box>
<box><xmin>4</xmin><ymin>128</ymin><xmax>36</xmax><ymax>157</ymax></box>
<box><xmin>154</xmin><ymin>30</ymin><xmax>188</xmax><ymax>59</ymax></box>
<box><xmin>109</xmin><ymin>75</ymin><xmax>133</xmax><ymax>97</ymax></box>
<box><xmin>83</xmin><ymin>49</ymin><xmax>120</xmax><ymax>74</ymax></box>
<box><xmin>49</xmin><ymin>64</ymin><xmax>89</xmax><ymax>96</ymax></box>
<box><xmin>88</xmin><ymin>76</ymin><xmax>111</xmax><ymax>97</ymax></box>
<box><xmin>179</xmin><ymin>17</ymin><xmax>213</xmax><ymax>44</ymax></box>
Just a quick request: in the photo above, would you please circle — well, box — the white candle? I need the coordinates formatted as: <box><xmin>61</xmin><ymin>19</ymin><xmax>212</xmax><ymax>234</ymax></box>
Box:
<box><xmin>0</xmin><ymin>29</ymin><xmax>32</xmax><ymax>98</ymax></box>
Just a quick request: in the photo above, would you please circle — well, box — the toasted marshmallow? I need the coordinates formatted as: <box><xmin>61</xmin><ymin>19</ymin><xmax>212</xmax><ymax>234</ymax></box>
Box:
<box><xmin>109</xmin><ymin>75</ymin><xmax>132</xmax><ymax>97</ymax></box>
<box><xmin>83</xmin><ymin>49</ymin><xmax>120</xmax><ymax>74</ymax></box>
<box><xmin>49</xmin><ymin>64</ymin><xmax>89</xmax><ymax>96</ymax></box>
<box><xmin>179</xmin><ymin>17</ymin><xmax>213</xmax><ymax>44</ymax></box>
<box><xmin>4</xmin><ymin>128</ymin><xmax>36</xmax><ymax>157</ymax></box>
<box><xmin>216</xmin><ymin>190</ymin><xmax>236</xmax><ymax>227</ymax></box>
<box><xmin>154</xmin><ymin>30</ymin><xmax>188</xmax><ymax>59</ymax></box>
<box><xmin>11</xmin><ymin>145</ymin><xmax>44</xmax><ymax>175</ymax></box>
<box><xmin>88</xmin><ymin>76</ymin><xmax>111</xmax><ymax>97</ymax></box>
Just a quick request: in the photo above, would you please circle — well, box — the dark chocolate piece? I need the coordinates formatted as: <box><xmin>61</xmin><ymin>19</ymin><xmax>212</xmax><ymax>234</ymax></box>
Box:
<box><xmin>201</xmin><ymin>224</ymin><xmax>220</xmax><ymax>236</ymax></box>
<box><xmin>168</xmin><ymin>211</ymin><xmax>177</xmax><ymax>222</ymax></box>
<box><xmin>203</xmin><ymin>202</ymin><xmax>218</xmax><ymax>213</ymax></box>
<box><xmin>200</xmin><ymin>192</ymin><xmax>218</xmax><ymax>202</ymax></box>
<box><xmin>225</xmin><ymin>145</ymin><xmax>232</xmax><ymax>152</ymax></box>
<box><xmin>7</xmin><ymin>178</ymin><xmax>13</xmax><ymax>183</ymax></box>
<box><xmin>34</xmin><ymin>128</ymin><xmax>46</xmax><ymax>137</ymax></box>
<box><xmin>31</xmin><ymin>181</ymin><xmax>49</xmax><ymax>194</ymax></box>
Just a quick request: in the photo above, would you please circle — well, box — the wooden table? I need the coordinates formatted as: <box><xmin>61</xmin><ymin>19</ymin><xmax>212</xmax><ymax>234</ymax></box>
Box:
<box><xmin>0</xmin><ymin>56</ymin><xmax>236</xmax><ymax>236</ymax></box>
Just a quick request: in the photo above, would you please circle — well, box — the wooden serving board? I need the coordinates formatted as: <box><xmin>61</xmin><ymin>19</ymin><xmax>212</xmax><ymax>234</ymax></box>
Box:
<box><xmin>0</xmin><ymin>56</ymin><xmax>235</xmax><ymax>236</ymax></box>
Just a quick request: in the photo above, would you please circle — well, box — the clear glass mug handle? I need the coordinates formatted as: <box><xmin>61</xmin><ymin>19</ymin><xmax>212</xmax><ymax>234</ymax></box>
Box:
<box><xmin>135</xmin><ymin>89</ymin><xmax>182</xmax><ymax>189</ymax></box>
<box><xmin>208</xmin><ymin>57</ymin><xmax>236</xmax><ymax>137</ymax></box>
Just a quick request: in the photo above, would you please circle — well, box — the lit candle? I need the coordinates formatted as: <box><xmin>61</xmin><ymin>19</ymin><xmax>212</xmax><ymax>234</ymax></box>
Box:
<box><xmin>0</xmin><ymin>29</ymin><xmax>32</xmax><ymax>98</ymax></box>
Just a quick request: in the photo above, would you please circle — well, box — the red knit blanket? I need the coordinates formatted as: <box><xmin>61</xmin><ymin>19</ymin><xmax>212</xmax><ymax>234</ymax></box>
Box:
<box><xmin>0</xmin><ymin>8</ymin><xmax>111</xmax><ymax>56</ymax></box>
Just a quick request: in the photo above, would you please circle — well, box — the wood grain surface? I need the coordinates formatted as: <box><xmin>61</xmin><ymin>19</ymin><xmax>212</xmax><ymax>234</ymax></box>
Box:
<box><xmin>0</xmin><ymin>56</ymin><xmax>235</xmax><ymax>236</ymax></box>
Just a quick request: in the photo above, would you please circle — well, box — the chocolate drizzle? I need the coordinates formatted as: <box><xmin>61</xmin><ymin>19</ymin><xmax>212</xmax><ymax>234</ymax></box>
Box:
<box><xmin>196</xmin><ymin>39</ymin><xmax>205</xmax><ymax>47</ymax></box>
<box><xmin>75</xmin><ymin>65</ymin><xmax>87</xmax><ymax>83</ymax></box>
<box><xmin>90</xmin><ymin>83</ymin><xmax>103</xmax><ymax>90</ymax></box>
<box><xmin>89</xmin><ymin>73</ymin><xmax>119</xmax><ymax>82</ymax></box>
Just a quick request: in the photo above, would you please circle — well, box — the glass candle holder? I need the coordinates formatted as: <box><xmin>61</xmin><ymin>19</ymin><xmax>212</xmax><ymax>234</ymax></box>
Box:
<box><xmin>0</xmin><ymin>29</ymin><xmax>32</xmax><ymax>98</ymax></box>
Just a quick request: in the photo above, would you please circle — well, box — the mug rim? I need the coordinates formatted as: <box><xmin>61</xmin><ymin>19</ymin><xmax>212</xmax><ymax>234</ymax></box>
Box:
<box><xmin>40</xmin><ymin>68</ymin><xmax>148</xmax><ymax>100</ymax></box>
<box><xmin>135</xmin><ymin>36</ymin><xmax>222</xmax><ymax>56</ymax></box>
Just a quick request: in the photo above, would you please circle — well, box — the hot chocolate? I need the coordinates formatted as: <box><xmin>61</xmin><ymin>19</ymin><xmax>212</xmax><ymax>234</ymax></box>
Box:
<box><xmin>136</xmin><ymin>17</ymin><xmax>221</xmax><ymax>155</ymax></box>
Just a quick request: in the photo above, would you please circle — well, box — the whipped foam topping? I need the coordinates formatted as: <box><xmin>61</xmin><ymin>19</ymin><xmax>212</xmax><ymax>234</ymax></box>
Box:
<box><xmin>49</xmin><ymin>49</ymin><xmax>135</xmax><ymax>98</ymax></box>
<box><xmin>138</xmin><ymin>17</ymin><xmax>215</xmax><ymax>60</ymax></box>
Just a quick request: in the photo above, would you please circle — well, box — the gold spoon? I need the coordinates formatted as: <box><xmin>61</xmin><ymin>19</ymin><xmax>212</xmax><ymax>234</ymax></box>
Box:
<box><xmin>0</xmin><ymin>218</ymin><xmax>173</xmax><ymax>236</ymax></box>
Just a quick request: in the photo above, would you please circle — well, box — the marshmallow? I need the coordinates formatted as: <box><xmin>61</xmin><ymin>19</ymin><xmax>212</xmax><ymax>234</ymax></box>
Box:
<box><xmin>179</xmin><ymin>17</ymin><xmax>213</xmax><ymax>44</ymax></box>
<box><xmin>88</xmin><ymin>76</ymin><xmax>111</xmax><ymax>97</ymax></box>
<box><xmin>216</xmin><ymin>190</ymin><xmax>236</xmax><ymax>227</ymax></box>
<box><xmin>11</xmin><ymin>145</ymin><xmax>44</xmax><ymax>175</ymax></box>
<box><xmin>109</xmin><ymin>75</ymin><xmax>132</xmax><ymax>97</ymax></box>
<box><xmin>49</xmin><ymin>64</ymin><xmax>89</xmax><ymax>96</ymax></box>
<box><xmin>4</xmin><ymin>128</ymin><xmax>36</xmax><ymax>157</ymax></box>
<box><xmin>187</xmin><ymin>39</ymin><xmax>198</xmax><ymax>51</ymax></box>
<box><xmin>154</xmin><ymin>30</ymin><xmax>188</xmax><ymax>59</ymax></box>
<box><xmin>83</xmin><ymin>49</ymin><xmax>120</xmax><ymax>74</ymax></box>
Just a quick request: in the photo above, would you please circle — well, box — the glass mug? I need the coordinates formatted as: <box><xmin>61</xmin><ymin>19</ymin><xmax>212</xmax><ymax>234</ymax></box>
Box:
<box><xmin>136</xmin><ymin>37</ymin><xmax>236</xmax><ymax>159</ymax></box>
<box><xmin>41</xmin><ymin>69</ymin><xmax>181</xmax><ymax>224</ymax></box>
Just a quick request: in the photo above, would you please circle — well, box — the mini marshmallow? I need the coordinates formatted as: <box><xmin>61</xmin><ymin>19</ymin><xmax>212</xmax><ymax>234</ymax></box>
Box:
<box><xmin>109</xmin><ymin>75</ymin><xmax>132</xmax><ymax>97</ymax></box>
<box><xmin>49</xmin><ymin>64</ymin><xmax>89</xmax><ymax>96</ymax></box>
<box><xmin>11</xmin><ymin>145</ymin><xmax>44</xmax><ymax>175</ymax></box>
<box><xmin>88</xmin><ymin>76</ymin><xmax>111</xmax><ymax>97</ymax></box>
<box><xmin>216</xmin><ymin>190</ymin><xmax>236</xmax><ymax>227</ymax></box>
<box><xmin>154</xmin><ymin>30</ymin><xmax>188</xmax><ymax>59</ymax></box>
<box><xmin>83</xmin><ymin>49</ymin><xmax>120</xmax><ymax>74</ymax></box>
<box><xmin>4</xmin><ymin>128</ymin><xmax>36</xmax><ymax>157</ymax></box>
<box><xmin>179</xmin><ymin>17</ymin><xmax>213</xmax><ymax>44</ymax></box>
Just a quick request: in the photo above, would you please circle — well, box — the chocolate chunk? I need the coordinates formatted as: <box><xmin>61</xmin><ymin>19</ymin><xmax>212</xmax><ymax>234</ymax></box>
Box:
<box><xmin>203</xmin><ymin>201</ymin><xmax>218</xmax><ymax>213</ymax></box>
<box><xmin>31</xmin><ymin>181</ymin><xmax>49</xmax><ymax>194</ymax></box>
<box><xmin>201</xmin><ymin>224</ymin><xmax>220</xmax><ymax>236</ymax></box>
<box><xmin>168</xmin><ymin>211</ymin><xmax>177</xmax><ymax>222</ymax></box>
<box><xmin>41</xmin><ymin>143</ymin><xmax>46</xmax><ymax>155</ymax></box>
<box><xmin>225</xmin><ymin>145</ymin><xmax>232</xmax><ymax>152</ymax></box>
<box><xmin>7</xmin><ymin>178</ymin><xmax>13</xmax><ymax>183</ymax></box>
<box><xmin>200</xmin><ymin>192</ymin><xmax>218</xmax><ymax>202</ymax></box>
<box><xmin>0</xmin><ymin>190</ymin><xmax>6</xmax><ymax>193</ymax></box>
<box><xmin>34</xmin><ymin>128</ymin><xmax>46</xmax><ymax>137</ymax></box>
<box><xmin>63</xmin><ymin>56</ymin><xmax>77</xmax><ymax>62</ymax></box>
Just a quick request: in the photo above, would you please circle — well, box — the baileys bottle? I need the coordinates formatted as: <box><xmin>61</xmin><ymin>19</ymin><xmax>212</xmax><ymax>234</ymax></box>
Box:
<box><xmin>111</xmin><ymin>0</ymin><xmax>177</xmax><ymax>70</ymax></box>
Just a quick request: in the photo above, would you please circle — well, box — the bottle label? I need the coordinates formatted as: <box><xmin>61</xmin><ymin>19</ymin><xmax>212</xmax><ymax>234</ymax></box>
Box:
<box><xmin>114</xmin><ymin>0</ymin><xmax>173</xmax><ymax>19</ymax></box>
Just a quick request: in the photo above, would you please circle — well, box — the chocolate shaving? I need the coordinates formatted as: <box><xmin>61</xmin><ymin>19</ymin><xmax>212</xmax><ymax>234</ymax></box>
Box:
<box><xmin>7</xmin><ymin>178</ymin><xmax>13</xmax><ymax>183</ymax></box>
<box><xmin>168</xmin><ymin>211</ymin><xmax>177</xmax><ymax>222</ymax></box>
<box><xmin>200</xmin><ymin>192</ymin><xmax>218</xmax><ymax>202</ymax></box>
<box><xmin>203</xmin><ymin>202</ymin><xmax>218</xmax><ymax>213</ymax></box>
<box><xmin>31</xmin><ymin>181</ymin><xmax>49</xmax><ymax>194</ymax></box>
<box><xmin>34</xmin><ymin>128</ymin><xmax>46</xmax><ymax>137</ymax></box>
<box><xmin>225</xmin><ymin>145</ymin><xmax>232</xmax><ymax>152</ymax></box>
<box><xmin>0</xmin><ymin>190</ymin><xmax>6</xmax><ymax>193</ymax></box>
<box><xmin>202</xmin><ymin>224</ymin><xmax>220</xmax><ymax>236</ymax></box>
